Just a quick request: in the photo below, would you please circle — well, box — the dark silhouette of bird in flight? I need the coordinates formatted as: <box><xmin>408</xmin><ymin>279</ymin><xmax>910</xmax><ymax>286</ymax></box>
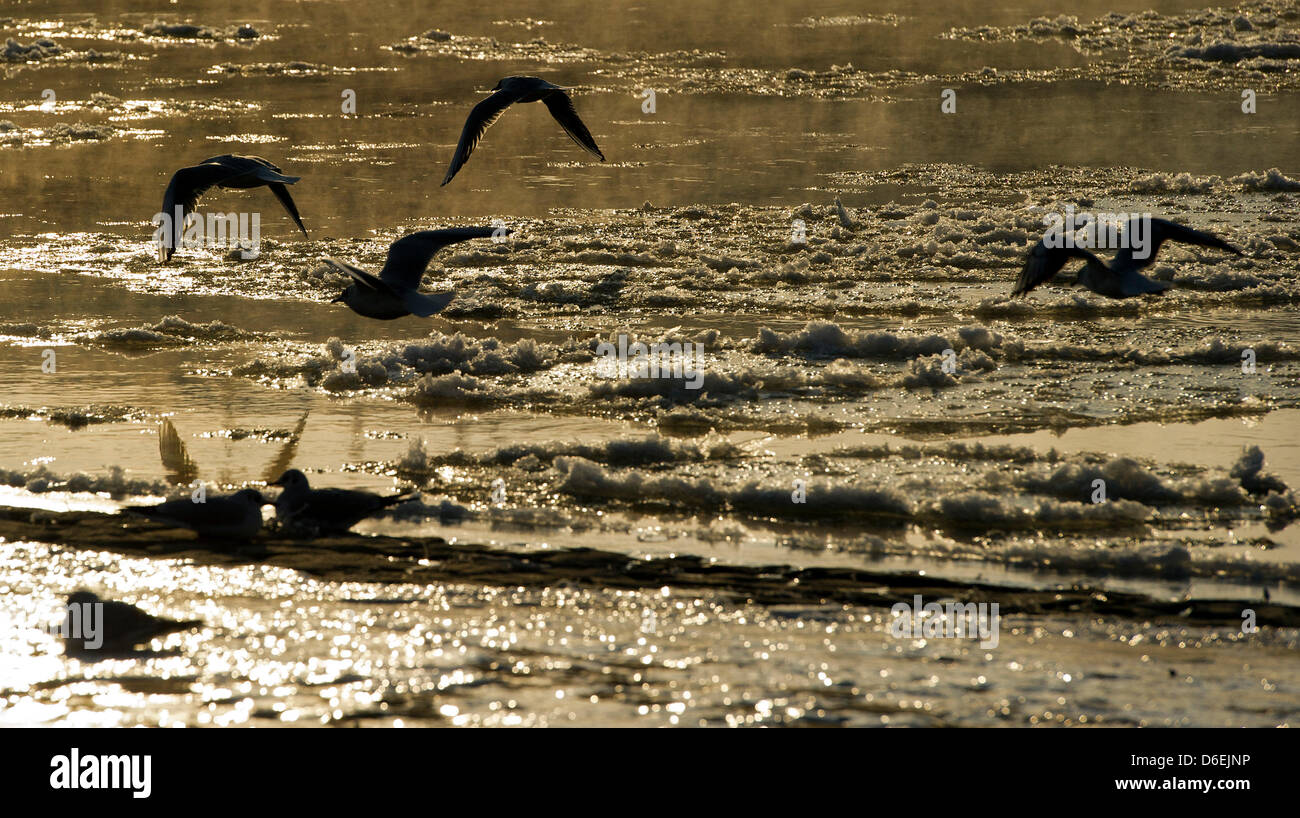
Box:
<box><xmin>327</xmin><ymin>226</ymin><xmax>507</xmax><ymax>320</ymax></box>
<box><xmin>158</xmin><ymin>154</ymin><xmax>307</xmax><ymax>262</ymax></box>
<box><xmin>61</xmin><ymin>590</ymin><xmax>202</xmax><ymax>655</ymax></box>
<box><xmin>441</xmin><ymin>76</ymin><xmax>605</xmax><ymax>186</ymax></box>
<box><xmin>1012</xmin><ymin>217</ymin><xmax>1241</xmax><ymax>299</ymax></box>
<box><xmin>271</xmin><ymin>469</ymin><xmax>416</xmax><ymax>535</ymax></box>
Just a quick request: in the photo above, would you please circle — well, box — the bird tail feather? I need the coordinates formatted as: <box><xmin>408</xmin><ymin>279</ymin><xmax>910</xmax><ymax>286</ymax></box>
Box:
<box><xmin>403</xmin><ymin>290</ymin><xmax>455</xmax><ymax>318</ymax></box>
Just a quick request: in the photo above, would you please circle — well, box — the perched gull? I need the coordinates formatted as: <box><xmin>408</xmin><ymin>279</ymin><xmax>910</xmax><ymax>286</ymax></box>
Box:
<box><xmin>327</xmin><ymin>227</ymin><xmax>506</xmax><ymax>320</ymax></box>
<box><xmin>158</xmin><ymin>154</ymin><xmax>308</xmax><ymax>262</ymax></box>
<box><xmin>61</xmin><ymin>590</ymin><xmax>201</xmax><ymax>655</ymax></box>
<box><xmin>1013</xmin><ymin>217</ymin><xmax>1241</xmax><ymax>299</ymax></box>
<box><xmin>271</xmin><ymin>469</ymin><xmax>416</xmax><ymax>535</ymax></box>
<box><xmin>441</xmin><ymin>76</ymin><xmax>605</xmax><ymax>186</ymax></box>
<box><xmin>122</xmin><ymin>488</ymin><xmax>266</xmax><ymax>539</ymax></box>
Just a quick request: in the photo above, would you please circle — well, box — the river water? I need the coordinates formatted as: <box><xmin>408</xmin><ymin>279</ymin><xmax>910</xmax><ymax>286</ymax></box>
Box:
<box><xmin>1</xmin><ymin>0</ymin><xmax>1297</xmax><ymax>726</ymax></box>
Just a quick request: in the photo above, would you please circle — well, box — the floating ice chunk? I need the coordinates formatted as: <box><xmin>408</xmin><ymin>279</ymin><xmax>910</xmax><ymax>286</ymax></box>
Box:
<box><xmin>1230</xmin><ymin>445</ymin><xmax>1288</xmax><ymax>494</ymax></box>
<box><xmin>1230</xmin><ymin>167</ymin><xmax>1300</xmax><ymax>192</ymax></box>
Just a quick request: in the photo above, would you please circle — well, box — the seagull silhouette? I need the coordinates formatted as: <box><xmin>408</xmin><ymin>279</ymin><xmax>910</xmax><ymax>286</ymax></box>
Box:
<box><xmin>441</xmin><ymin>76</ymin><xmax>605</xmax><ymax>186</ymax></box>
<box><xmin>122</xmin><ymin>487</ymin><xmax>267</xmax><ymax>540</ymax></box>
<box><xmin>271</xmin><ymin>469</ymin><xmax>416</xmax><ymax>535</ymax></box>
<box><xmin>158</xmin><ymin>154</ymin><xmax>307</xmax><ymax>262</ymax></box>
<box><xmin>1013</xmin><ymin>217</ymin><xmax>1241</xmax><ymax>299</ymax></box>
<box><xmin>327</xmin><ymin>227</ymin><xmax>506</xmax><ymax>320</ymax></box>
<box><xmin>61</xmin><ymin>590</ymin><xmax>202</xmax><ymax>655</ymax></box>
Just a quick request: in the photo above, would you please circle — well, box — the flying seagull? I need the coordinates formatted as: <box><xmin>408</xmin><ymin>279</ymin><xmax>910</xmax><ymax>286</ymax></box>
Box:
<box><xmin>122</xmin><ymin>488</ymin><xmax>267</xmax><ymax>540</ymax></box>
<box><xmin>158</xmin><ymin>154</ymin><xmax>307</xmax><ymax>262</ymax></box>
<box><xmin>61</xmin><ymin>590</ymin><xmax>202</xmax><ymax>655</ymax></box>
<box><xmin>327</xmin><ymin>226</ymin><xmax>507</xmax><ymax>320</ymax></box>
<box><xmin>1013</xmin><ymin>216</ymin><xmax>1241</xmax><ymax>299</ymax></box>
<box><xmin>271</xmin><ymin>469</ymin><xmax>416</xmax><ymax>535</ymax></box>
<box><xmin>441</xmin><ymin>76</ymin><xmax>605</xmax><ymax>186</ymax></box>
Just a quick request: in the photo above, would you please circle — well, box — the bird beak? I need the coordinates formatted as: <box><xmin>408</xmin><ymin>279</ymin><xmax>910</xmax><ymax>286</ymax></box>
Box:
<box><xmin>330</xmin><ymin>294</ymin><xmax>345</xmax><ymax>303</ymax></box>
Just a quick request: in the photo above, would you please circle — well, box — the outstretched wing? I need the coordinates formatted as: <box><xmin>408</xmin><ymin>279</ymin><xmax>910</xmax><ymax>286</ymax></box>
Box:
<box><xmin>202</xmin><ymin>155</ymin><xmax>299</xmax><ymax>184</ymax></box>
<box><xmin>234</xmin><ymin>155</ymin><xmax>285</xmax><ymax>174</ymax></box>
<box><xmin>440</xmin><ymin>88</ymin><xmax>522</xmax><ymax>186</ymax></box>
<box><xmin>542</xmin><ymin>90</ymin><xmax>605</xmax><ymax>161</ymax></box>
<box><xmin>267</xmin><ymin>183</ymin><xmax>308</xmax><ymax>236</ymax></box>
<box><xmin>1110</xmin><ymin>217</ymin><xmax>1242</xmax><ymax>274</ymax></box>
<box><xmin>323</xmin><ymin>258</ymin><xmax>393</xmax><ymax>293</ymax></box>
<box><xmin>1012</xmin><ymin>240</ymin><xmax>1100</xmax><ymax>297</ymax></box>
<box><xmin>205</xmin><ymin>156</ymin><xmax>305</xmax><ymax>236</ymax></box>
<box><xmin>159</xmin><ymin>163</ymin><xmax>235</xmax><ymax>260</ymax></box>
<box><xmin>377</xmin><ymin>227</ymin><xmax>500</xmax><ymax>290</ymax></box>
<box><xmin>158</xmin><ymin>418</ymin><xmax>199</xmax><ymax>486</ymax></box>
<box><xmin>262</xmin><ymin>410</ymin><xmax>309</xmax><ymax>485</ymax></box>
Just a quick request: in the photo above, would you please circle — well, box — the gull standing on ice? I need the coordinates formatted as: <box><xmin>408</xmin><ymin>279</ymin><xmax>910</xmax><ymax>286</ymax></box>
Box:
<box><xmin>122</xmin><ymin>488</ymin><xmax>267</xmax><ymax>539</ymax></box>
<box><xmin>61</xmin><ymin>590</ymin><xmax>202</xmax><ymax>655</ymax></box>
<box><xmin>158</xmin><ymin>154</ymin><xmax>308</xmax><ymax>262</ymax></box>
<box><xmin>271</xmin><ymin>469</ymin><xmax>416</xmax><ymax>535</ymax></box>
<box><xmin>1013</xmin><ymin>216</ymin><xmax>1241</xmax><ymax>299</ymax></box>
<box><xmin>327</xmin><ymin>227</ymin><xmax>506</xmax><ymax>320</ymax></box>
<box><xmin>440</xmin><ymin>76</ymin><xmax>605</xmax><ymax>186</ymax></box>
